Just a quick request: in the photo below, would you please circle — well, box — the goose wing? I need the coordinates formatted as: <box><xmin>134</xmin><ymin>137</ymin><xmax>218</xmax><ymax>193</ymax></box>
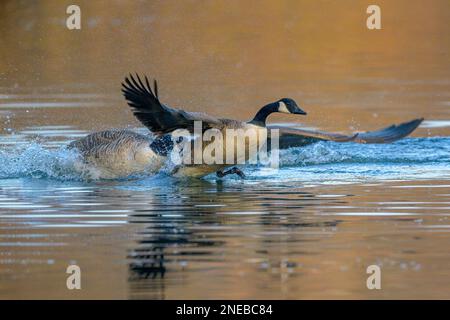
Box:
<box><xmin>351</xmin><ymin>118</ymin><xmax>423</xmax><ymax>143</ymax></box>
<box><xmin>269</xmin><ymin>118</ymin><xmax>423</xmax><ymax>149</ymax></box>
<box><xmin>269</xmin><ymin>126</ymin><xmax>356</xmax><ymax>149</ymax></box>
<box><xmin>122</xmin><ymin>74</ymin><xmax>222</xmax><ymax>134</ymax></box>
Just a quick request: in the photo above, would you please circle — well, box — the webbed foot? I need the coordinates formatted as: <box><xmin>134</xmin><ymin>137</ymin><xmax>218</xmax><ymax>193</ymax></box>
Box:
<box><xmin>216</xmin><ymin>167</ymin><xmax>246</xmax><ymax>179</ymax></box>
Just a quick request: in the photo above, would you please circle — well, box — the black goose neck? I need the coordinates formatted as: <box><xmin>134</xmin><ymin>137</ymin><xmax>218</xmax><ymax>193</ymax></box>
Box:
<box><xmin>249</xmin><ymin>102</ymin><xmax>278</xmax><ymax>126</ymax></box>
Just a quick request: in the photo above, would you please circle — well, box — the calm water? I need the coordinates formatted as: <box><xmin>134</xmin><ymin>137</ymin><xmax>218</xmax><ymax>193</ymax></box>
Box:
<box><xmin>0</xmin><ymin>0</ymin><xmax>449</xmax><ymax>299</ymax></box>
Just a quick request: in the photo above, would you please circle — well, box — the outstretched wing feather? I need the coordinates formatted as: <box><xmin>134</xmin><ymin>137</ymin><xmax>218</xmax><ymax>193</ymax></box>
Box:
<box><xmin>269</xmin><ymin>118</ymin><xmax>423</xmax><ymax>149</ymax></box>
<box><xmin>122</xmin><ymin>74</ymin><xmax>221</xmax><ymax>134</ymax></box>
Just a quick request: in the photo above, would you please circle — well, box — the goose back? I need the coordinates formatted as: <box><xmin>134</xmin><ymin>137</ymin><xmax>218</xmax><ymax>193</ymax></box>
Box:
<box><xmin>69</xmin><ymin>130</ymin><xmax>165</xmax><ymax>178</ymax></box>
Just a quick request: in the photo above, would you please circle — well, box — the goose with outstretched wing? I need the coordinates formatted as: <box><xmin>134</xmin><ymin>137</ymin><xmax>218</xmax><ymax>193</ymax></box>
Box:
<box><xmin>122</xmin><ymin>74</ymin><xmax>422</xmax><ymax>145</ymax></box>
<box><xmin>69</xmin><ymin>74</ymin><xmax>423</xmax><ymax>179</ymax></box>
<box><xmin>121</xmin><ymin>74</ymin><xmax>423</xmax><ymax>175</ymax></box>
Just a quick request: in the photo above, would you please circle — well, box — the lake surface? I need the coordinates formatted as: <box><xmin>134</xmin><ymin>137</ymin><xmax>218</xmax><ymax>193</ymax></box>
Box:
<box><xmin>0</xmin><ymin>0</ymin><xmax>449</xmax><ymax>299</ymax></box>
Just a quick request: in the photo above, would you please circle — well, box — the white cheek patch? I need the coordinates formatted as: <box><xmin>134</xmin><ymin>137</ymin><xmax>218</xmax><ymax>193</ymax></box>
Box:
<box><xmin>278</xmin><ymin>101</ymin><xmax>290</xmax><ymax>114</ymax></box>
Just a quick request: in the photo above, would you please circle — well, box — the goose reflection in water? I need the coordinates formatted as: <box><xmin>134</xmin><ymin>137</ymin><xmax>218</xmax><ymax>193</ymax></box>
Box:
<box><xmin>125</xmin><ymin>179</ymin><xmax>343</xmax><ymax>298</ymax></box>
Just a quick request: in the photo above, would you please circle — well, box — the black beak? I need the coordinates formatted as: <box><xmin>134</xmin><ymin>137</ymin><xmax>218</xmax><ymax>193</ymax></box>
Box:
<box><xmin>293</xmin><ymin>107</ymin><xmax>307</xmax><ymax>115</ymax></box>
<box><xmin>279</xmin><ymin>98</ymin><xmax>307</xmax><ymax>116</ymax></box>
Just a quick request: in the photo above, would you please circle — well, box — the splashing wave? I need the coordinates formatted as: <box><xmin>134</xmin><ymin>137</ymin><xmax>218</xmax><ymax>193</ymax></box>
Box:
<box><xmin>0</xmin><ymin>143</ymin><xmax>88</xmax><ymax>180</ymax></box>
<box><xmin>0</xmin><ymin>137</ymin><xmax>448</xmax><ymax>181</ymax></box>
<box><xmin>280</xmin><ymin>137</ymin><xmax>450</xmax><ymax>166</ymax></box>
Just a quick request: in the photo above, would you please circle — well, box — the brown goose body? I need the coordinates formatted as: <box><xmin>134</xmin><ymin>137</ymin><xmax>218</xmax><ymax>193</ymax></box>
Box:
<box><xmin>69</xmin><ymin>129</ymin><xmax>166</xmax><ymax>179</ymax></box>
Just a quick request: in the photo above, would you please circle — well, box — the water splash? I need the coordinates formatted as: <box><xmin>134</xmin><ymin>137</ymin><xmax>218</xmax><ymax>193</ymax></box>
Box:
<box><xmin>0</xmin><ymin>143</ymin><xmax>95</xmax><ymax>180</ymax></box>
<box><xmin>0</xmin><ymin>137</ymin><xmax>448</xmax><ymax>181</ymax></box>
<box><xmin>280</xmin><ymin>137</ymin><xmax>450</xmax><ymax>166</ymax></box>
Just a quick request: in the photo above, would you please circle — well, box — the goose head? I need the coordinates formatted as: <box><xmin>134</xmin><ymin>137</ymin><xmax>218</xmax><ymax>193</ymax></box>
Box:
<box><xmin>276</xmin><ymin>98</ymin><xmax>307</xmax><ymax>115</ymax></box>
<box><xmin>250</xmin><ymin>98</ymin><xmax>307</xmax><ymax>126</ymax></box>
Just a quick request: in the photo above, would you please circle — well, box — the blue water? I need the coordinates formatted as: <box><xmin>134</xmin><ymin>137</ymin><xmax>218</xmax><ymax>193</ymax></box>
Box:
<box><xmin>1</xmin><ymin>136</ymin><xmax>449</xmax><ymax>183</ymax></box>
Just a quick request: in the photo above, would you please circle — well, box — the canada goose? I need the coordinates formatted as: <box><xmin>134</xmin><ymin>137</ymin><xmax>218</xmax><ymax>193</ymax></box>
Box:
<box><xmin>69</xmin><ymin>74</ymin><xmax>423</xmax><ymax>179</ymax></box>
